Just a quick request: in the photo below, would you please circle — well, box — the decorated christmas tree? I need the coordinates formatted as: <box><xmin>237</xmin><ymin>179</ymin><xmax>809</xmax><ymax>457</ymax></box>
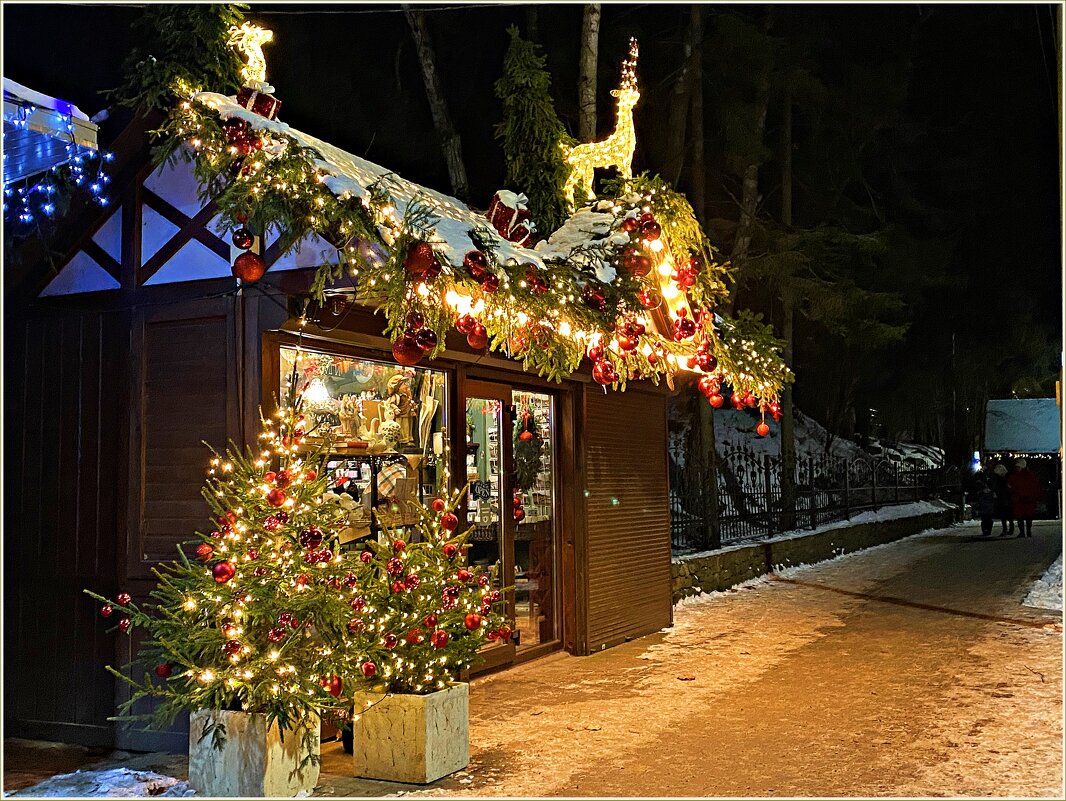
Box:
<box><xmin>85</xmin><ymin>391</ymin><xmax>357</xmax><ymax>746</ymax></box>
<box><xmin>333</xmin><ymin>488</ymin><xmax>510</xmax><ymax>697</ymax></box>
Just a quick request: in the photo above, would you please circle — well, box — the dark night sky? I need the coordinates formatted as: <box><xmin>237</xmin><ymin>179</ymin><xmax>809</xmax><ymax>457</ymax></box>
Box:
<box><xmin>4</xmin><ymin>2</ymin><xmax>1062</xmax><ymax>427</ymax></box>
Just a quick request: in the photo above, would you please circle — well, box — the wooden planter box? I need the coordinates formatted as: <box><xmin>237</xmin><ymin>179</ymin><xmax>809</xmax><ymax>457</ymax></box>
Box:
<box><xmin>188</xmin><ymin>709</ymin><xmax>321</xmax><ymax>797</ymax></box>
<box><xmin>351</xmin><ymin>682</ymin><xmax>469</xmax><ymax>784</ymax></box>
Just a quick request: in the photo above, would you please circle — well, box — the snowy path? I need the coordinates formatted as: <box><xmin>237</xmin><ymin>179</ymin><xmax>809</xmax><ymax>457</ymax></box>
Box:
<box><xmin>320</xmin><ymin>520</ymin><xmax>1063</xmax><ymax>797</ymax></box>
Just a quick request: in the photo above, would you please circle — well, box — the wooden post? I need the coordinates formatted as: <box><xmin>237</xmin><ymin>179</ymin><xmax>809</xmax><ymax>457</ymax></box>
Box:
<box><xmin>578</xmin><ymin>4</ymin><xmax>601</xmax><ymax>141</ymax></box>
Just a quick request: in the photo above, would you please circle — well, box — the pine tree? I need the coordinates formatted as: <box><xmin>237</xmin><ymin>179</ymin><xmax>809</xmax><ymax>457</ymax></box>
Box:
<box><xmin>108</xmin><ymin>3</ymin><xmax>247</xmax><ymax>112</ymax></box>
<box><xmin>86</xmin><ymin>398</ymin><xmax>357</xmax><ymax>740</ymax></box>
<box><xmin>494</xmin><ymin>25</ymin><xmax>572</xmax><ymax>235</ymax></box>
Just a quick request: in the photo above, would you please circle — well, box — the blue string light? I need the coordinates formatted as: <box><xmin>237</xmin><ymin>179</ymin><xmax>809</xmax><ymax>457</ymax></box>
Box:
<box><xmin>2</xmin><ymin>98</ymin><xmax>113</xmax><ymax>230</ymax></box>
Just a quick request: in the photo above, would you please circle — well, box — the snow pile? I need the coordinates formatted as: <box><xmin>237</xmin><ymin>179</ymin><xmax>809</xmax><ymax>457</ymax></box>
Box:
<box><xmin>8</xmin><ymin>767</ymin><xmax>191</xmax><ymax>797</ymax></box>
<box><xmin>707</xmin><ymin>408</ymin><xmax>866</xmax><ymax>462</ymax></box>
<box><xmin>866</xmin><ymin>439</ymin><xmax>944</xmax><ymax>469</ymax></box>
<box><xmin>1023</xmin><ymin>555</ymin><xmax>1063</xmax><ymax>612</ymax></box>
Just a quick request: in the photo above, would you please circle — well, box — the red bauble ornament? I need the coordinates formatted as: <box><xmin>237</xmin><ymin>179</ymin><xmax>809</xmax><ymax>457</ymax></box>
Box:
<box><xmin>117</xmin><ymin>592</ymin><xmax>132</xmax><ymax>606</ymax></box>
<box><xmin>641</xmin><ymin>220</ymin><xmax>662</xmax><ymax>241</ymax></box>
<box><xmin>386</xmin><ymin>557</ymin><xmax>405</xmax><ymax>576</ymax></box>
<box><xmin>266</xmin><ymin>488</ymin><xmax>287</xmax><ymax>507</ymax></box>
<box><xmin>268</xmin><ymin>627</ymin><xmax>287</xmax><ymax>642</ymax></box>
<box><xmin>638</xmin><ymin>287</ymin><xmax>662</xmax><ymax>310</ymax></box>
<box><xmin>383</xmin><ymin>633</ymin><xmax>398</xmax><ymax>649</ymax></box>
<box><xmin>696</xmin><ymin>352</ymin><xmax>718</xmax><ymax>372</ymax></box>
<box><xmin>621</xmin><ymin>216</ymin><xmax>639</xmax><ymax>233</ymax></box>
<box><xmin>299</xmin><ymin>527</ymin><xmax>324</xmax><ymax>550</ymax></box>
<box><xmin>392</xmin><ymin>538</ymin><xmax>407</xmax><ymax>553</ymax></box>
<box><xmin>463</xmin><ymin>250</ymin><xmax>488</xmax><ymax>279</ymax></box>
<box><xmin>518</xmin><ymin>430</ymin><xmax>534</xmax><ymax>442</ymax></box>
<box><xmin>361</xmin><ymin>661</ymin><xmax>377</xmax><ymax>678</ymax></box>
<box><xmin>617</xmin><ymin>333</ymin><xmax>639</xmax><ymax>352</ymax></box>
<box><xmin>393</xmin><ymin>336</ymin><xmax>423</xmax><ymax>366</ymax></box>
<box><xmin>406</xmin><ymin>311</ymin><xmax>425</xmax><ymax>331</ymax></box>
<box><xmin>698</xmin><ymin>375</ymin><xmax>718</xmax><ymax>398</ymax></box>
<box><xmin>360</xmin><ymin>550</ymin><xmax>373</xmax><ymax>564</ymax></box>
<box><xmin>639</xmin><ymin>211</ymin><xmax>655</xmax><ymax>224</ymax></box>
<box><xmin>231</xmin><ymin>228</ymin><xmax>254</xmax><ymax>250</ymax></box>
<box><xmin>592</xmin><ymin>360</ymin><xmax>618</xmax><ymax>386</ymax></box>
<box><xmin>154</xmin><ymin>663</ymin><xmax>172</xmax><ymax>679</ymax></box>
<box><xmin>223</xmin><ymin>640</ymin><xmax>242</xmax><ymax>657</ymax></box>
<box><xmin>587</xmin><ymin>344</ymin><xmax>604</xmax><ymax>362</ymax></box>
<box><xmin>415</xmin><ymin>328</ymin><xmax>439</xmax><ymax>353</ymax></box>
<box><xmin>346</xmin><ymin>618</ymin><xmax>365</xmax><ymax>634</ymax></box>
<box><xmin>100</xmin><ymin>605</ymin><xmax>114</xmax><ymax>618</ymax></box>
<box><xmin>212</xmin><ymin>561</ymin><xmax>236</xmax><ymax>584</ymax></box>
<box><xmin>480</xmin><ymin>273</ymin><xmax>500</xmax><ymax>293</ymax></box>
<box><xmin>455</xmin><ymin>568</ymin><xmax>471</xmax><ymax>583</ymax></box>
<box><xmin>456</xmin><ymin>314</ymin><xmax>476</xmax><ymax>334</ymax></box>
<box><xmin>328</xmin><ymin>675</ymin><xmax>343</xmax><ymax>698</ymax></box>
<box><xmin>478</xmin><ymin>573</ymin><xmax>490</xmax><ymax>587</ymax></box>
<box><xmin>442</xmin><ymin>542</ymin><xmax>458</xmax><ymax>558</ymax></box>
<box><xmin>464</xmin><ymin>613</ymin><xmax>482</xmax><ymax>631</ymax></box>
<box><xmin>253</xmin><ymin>566</ymin><xmax>267</xmax><ymax>577</ymax></box>
<box><xmin>688</xmin><ymin>255</ymin><xmax>703</xmax><ymax>273</ymax></box>
<box><xmin>274</xmin><ymin>469</ymin><xmax>292</xmax><ymax>489</ymax></box>
<box><xmin>514</xmin><ymin>507</ymin><xmax>526</xmax><ymax>522</ymax></box>
<box><xmin>709</xmin><ymin>393</ymin><xmax>725</xmax><ymax>409</ymax></box>
<box><xmin>405</xmin><ymin>628</ymin><xmax>424</xmax><ymax>645</ymax></box>
<box><xmin>232</xmin><ymin>251</ymin><xmax>266</xmax><ymax>282</ymax></box>
<box><xmin>391</xmin><ymin>580</ymin><xmax>406</xmax><ymax>594</ymax></box>
<box><xmin>405</xmin><ymin>242</ymin><xmax>436</xmax><ymax>276</ymax></box>
<box><xmin>622</xmin><ymin>250</ymin><xmax>652</xmax><ymax>277</ymax></box>
<box><xmin>432</xmin><ymin>498</ymin><xmax>446</xmax><ymax>513</ymax></box>
<box><xmin>264</xmin><ymin>471</ymin><xmax>276</xmax><ymax>483</ymax></box>
<box><xmin>350</xmin><ymin>596</ymin><xmax>367</xmax><ymax>612</ymax></box>
<box><xmin>404</xmin><ymin>572</ymin><xmax>420</xmax><ymax>589</ymax></box>
<box><xmin>498</xmin><ymin>624</ymin><xmax>512</xmax><ymax>641</ymax></box>
<box><xmin>441</xmin><ymin>512</ymin><xmax>460</xmax><ymax>531</ymax></box>
<box><xmin>305</xmin><ymin>469</ymin><xmax>317</xmax><ymax>481</ymax></box>
<box><xmin>431</xmin><ymin>629</ymin><xmax>450</xmax><ymax>649</ymax></box>
<box><xmin>756</xmin><ymin>421</ymin><xmax>771</xmax><ymax>437</ymax></box>
<box><xmin>673</xmin><ymin>317</ymin><xmax>697</xmax><ymax>341</ymax></box>
<box><xmin>196</xmin><ymin>543</ymin><xmax>214</xmax><ymax>562</ymax></box>
<box><xmin>423</xmin><ymin>613</ymin><xmax>438</xmax><ymax>628</ymax></box>
<box><xmin>117</xmin><ymin>617</ymin><xmax>132</xmax><ymax>633</ymax></box>
<box><xmin>467</xmin><ymin>324</ymin><xmax>489</xmax><ymax>350</ymax></box>
<box><xmin>582</xmin><ymin>285</ymin><xmax>607</xmax><ymax>312</ymax></box>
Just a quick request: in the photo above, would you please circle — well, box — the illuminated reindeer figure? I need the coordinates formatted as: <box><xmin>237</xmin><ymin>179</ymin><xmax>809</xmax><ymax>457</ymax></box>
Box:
<box><xmin>561</xmin><ymin>39</ymin><xmax>640</xmax><ymax>210</ymax></box>
<box><xmin>228</xmin><ymin>22</ymin><xmax>275</xmax><ymax>92</ymax></box>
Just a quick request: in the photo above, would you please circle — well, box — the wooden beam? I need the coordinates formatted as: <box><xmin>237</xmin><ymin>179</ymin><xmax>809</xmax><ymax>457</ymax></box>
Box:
<box><xmin>137</xmin><ymin>199</ymin><xmax>221</xmax><ymax>285</ymax></box>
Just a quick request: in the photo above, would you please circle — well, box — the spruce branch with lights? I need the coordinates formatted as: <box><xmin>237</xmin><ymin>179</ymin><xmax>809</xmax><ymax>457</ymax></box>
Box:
<box><xmin>85</xmin><ymin>397</ymin><xmax>358</xmax><ymax>751</ymax></box>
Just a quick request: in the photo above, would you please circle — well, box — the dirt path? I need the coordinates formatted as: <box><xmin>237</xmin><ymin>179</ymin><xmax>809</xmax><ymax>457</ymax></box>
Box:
<box><xmin>319</xmin><ymin>520</ymin><xmax>1063</xmax><ymax>797</ymax></box>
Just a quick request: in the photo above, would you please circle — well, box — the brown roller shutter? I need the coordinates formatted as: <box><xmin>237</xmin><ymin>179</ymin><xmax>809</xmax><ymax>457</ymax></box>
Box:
<box><xmin>583</xmin><ymin>386</ymin><xmax>673</xmax><ymax>651</ymax></box>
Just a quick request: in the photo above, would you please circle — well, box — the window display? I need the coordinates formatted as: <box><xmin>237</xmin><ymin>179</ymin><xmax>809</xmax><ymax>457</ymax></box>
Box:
<box><xmin>280</xmin><ymin>345</ymin><xmax>448</xmax><ymax>544</ymax></box>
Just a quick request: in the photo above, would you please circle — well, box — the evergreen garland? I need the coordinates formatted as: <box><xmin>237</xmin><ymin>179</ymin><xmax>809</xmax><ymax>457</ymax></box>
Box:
<box><xmin>494</xmin><ymin>26</ymin><xmax>572</xmax><ymax>234</ymax></box>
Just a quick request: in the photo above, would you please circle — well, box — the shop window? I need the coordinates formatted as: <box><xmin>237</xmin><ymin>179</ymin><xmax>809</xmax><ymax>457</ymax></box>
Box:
<box><xmin>279</xmin><ymin>345</ymin><xmax>448</xmax><ymax>544</ymax></box>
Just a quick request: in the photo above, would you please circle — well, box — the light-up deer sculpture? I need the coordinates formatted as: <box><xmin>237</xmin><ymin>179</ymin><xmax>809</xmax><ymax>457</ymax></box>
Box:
<box><xmin>228</xmin><ymin>22</ymin><xmax>275</xmax><ymax>93</ymax></box>
<box><xmin>561</xmin><ymin>39</ymin><xmax>640</xmax><ymax>210</ymax></box>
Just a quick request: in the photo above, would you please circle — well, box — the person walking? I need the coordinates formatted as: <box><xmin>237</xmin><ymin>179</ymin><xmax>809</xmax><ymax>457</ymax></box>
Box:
<box><xmin>992</xmin><ymin>463</ymin><xmax>1014</xmax><ymax>536</ymax></box>
<box><xmin>1006</xmin><ymin>457</ymin><xmax>1043</xmax><ymax>537</ymax></box>
<box><xmin>973</xmin><ymin>471</ymin><xmax>996</xmax><ymax>536</ymax></box>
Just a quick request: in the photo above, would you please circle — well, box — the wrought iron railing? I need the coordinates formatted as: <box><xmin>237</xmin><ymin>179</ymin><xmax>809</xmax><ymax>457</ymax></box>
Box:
<box><xmin>669</xmin><ymin>443</ymin><xmax>962</xmax><ymax>553</ymax></box>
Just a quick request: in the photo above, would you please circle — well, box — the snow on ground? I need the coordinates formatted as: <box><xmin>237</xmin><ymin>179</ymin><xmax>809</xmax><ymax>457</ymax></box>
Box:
<box><xmin>1024</xmin><ymin>555</ymin><xmax>1064</xmax><ymax>612</ymax></box>
<box><xmin>6</xmin><ymin>768</ymin><xmax>191</xmax><ymax>797</ymax></box>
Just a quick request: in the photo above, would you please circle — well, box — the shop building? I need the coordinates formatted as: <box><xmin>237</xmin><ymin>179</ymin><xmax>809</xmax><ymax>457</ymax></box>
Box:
<box><xmin>4</xmin><ymin>115</ymin><xmax>673</xmax><ymax>750</ymax></box>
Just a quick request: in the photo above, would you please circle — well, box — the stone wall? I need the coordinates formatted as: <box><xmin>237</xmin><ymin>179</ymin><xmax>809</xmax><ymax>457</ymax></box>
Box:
<box><xmin>672</xmin><ymin>509</ymin><xmax>956</xmax><ymax>603</ymax></box>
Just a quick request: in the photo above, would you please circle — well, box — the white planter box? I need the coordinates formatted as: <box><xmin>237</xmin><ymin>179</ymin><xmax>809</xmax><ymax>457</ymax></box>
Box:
<box><xmin>351</xmin><ymin>682</ymin><xmax>469</xmax><ymax>784</ymax></box>
<box><xmin>188</xmin><ymin>709</ymin><xmax>320</xmax><ymax>797</ymax></box>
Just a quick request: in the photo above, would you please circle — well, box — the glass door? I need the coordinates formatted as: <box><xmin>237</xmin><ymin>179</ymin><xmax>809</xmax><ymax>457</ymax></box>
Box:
<box><xmin>462</xmin><ymin>380</ymin><xmax>561</xmax><ymax>665</ymax></box>
<box><xmin>462</xmin><ymin>381</ymin><xmax>516</xmax><ymax>664</ymax></box>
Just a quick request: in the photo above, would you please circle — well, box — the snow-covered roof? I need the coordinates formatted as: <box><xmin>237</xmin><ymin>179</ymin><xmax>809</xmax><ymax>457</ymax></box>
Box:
<box><xmin>984</xmin><ymin>398</ymin><xmax>1061</xmax><ymax>453</ymax></box>
<box><xmin>3</xmin><ymin>77</ymin><xmax>98</xmax><ymax>184</ymax></box>
<box><xmin>196</xmin><ymin>92</ymin><xmax>570</xmax><ymax>271</ymax></box>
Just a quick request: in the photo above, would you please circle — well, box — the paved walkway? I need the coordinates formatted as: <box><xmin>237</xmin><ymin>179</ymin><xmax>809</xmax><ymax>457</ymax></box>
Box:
<box><xmin>320</xmin><ymin>520</ymin><xmax>1063</xmax><ymax>797</ymax></box>
<box><xmin>6</xmin><ymin>521</ymin><xmax>1062</xmax><ymax>797</ymax></box>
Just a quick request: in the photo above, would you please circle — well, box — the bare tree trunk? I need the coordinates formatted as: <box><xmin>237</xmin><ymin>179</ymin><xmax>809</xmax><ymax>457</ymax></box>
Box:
<box><xmin>525</xmin><ymin>6</ymin><xmax>539</xmax><ymax>41</ymax></box>
<box><xmin>578</xmin><ymin>4</ymin><xmax>601</xmax><ymax>140</ymax></box>
<box><xmin>726</xmin><ymin>10</ymin><xmax>774</xmax><ymax>312</ymax></box>
<box><xmin>665</xmin><ymin>22</ymin><xmax>695</xmax><ymax>185</ymax></box>
<box><xmin>404</xmin><ymin>6</ymin><xmax>469</xmax><ymax>200</ymax></box>
<box><xmin>779</xmin><ymin>89</ymin><xmax>797</xmax><ymax>530</ymax></box>
<box><xmin>687</xmin><ymin>5</ymin><xmax>706</xmax><ymax>222</ymax></box>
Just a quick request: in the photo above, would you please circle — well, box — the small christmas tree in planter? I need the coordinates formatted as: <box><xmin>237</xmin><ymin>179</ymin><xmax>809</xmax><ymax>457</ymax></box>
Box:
<box><xmin>339</xmin><ymin>489</ymin><xmax>509</xmax><ymax>784</ymax></box>
<box><xmin>86</xmin><ymin>398</ymin><xmax>356</xmax><ymax>797</ymax></box>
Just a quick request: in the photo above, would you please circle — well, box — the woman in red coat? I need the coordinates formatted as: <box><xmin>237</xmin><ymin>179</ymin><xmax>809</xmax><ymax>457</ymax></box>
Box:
<box><xmin>1006</xmin><ymin>458</ymin><xmax>1043</xmax><ymax>537</ymax></box>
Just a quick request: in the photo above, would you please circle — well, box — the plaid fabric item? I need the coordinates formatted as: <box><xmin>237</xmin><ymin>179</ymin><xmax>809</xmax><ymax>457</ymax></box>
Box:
<box><xmin>377</xmin><ymin>462</ymin><xmax>407</xmax><ymax>499</ymax></box>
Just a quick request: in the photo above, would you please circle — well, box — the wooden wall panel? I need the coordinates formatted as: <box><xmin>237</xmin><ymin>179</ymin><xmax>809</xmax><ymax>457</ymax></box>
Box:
<box><xmin>583</xmin><ymin>387</ymin><xmax>673</xmax><ymax>652</ymax></box>
<box><xmin>3</xmin><ymin>312</ymin><xmax>124</xmax><ymax>746</ymax></box>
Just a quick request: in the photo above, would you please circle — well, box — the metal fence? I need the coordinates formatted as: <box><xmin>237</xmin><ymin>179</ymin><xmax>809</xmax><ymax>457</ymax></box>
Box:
<box><xmin>669</xmin><ymin>443</ymin><xmax>963</xmax><ymax>553</ymax></box>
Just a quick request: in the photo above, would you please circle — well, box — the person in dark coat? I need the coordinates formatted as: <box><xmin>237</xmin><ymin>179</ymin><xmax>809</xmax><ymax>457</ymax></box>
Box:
<box><xmin>973</xmin><ymin>472</ymin><xmax>996</xmax><ymax>536</ymax></box>
<box><xmin>1007</xmin><ymin>458</ymin><xmax>1043</xmax><ymax>537</ymax></box>
<box><xmin>992</xmin><ymin>463</ymin><xmax>1014</xmax><ymax>536</ymax></box>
